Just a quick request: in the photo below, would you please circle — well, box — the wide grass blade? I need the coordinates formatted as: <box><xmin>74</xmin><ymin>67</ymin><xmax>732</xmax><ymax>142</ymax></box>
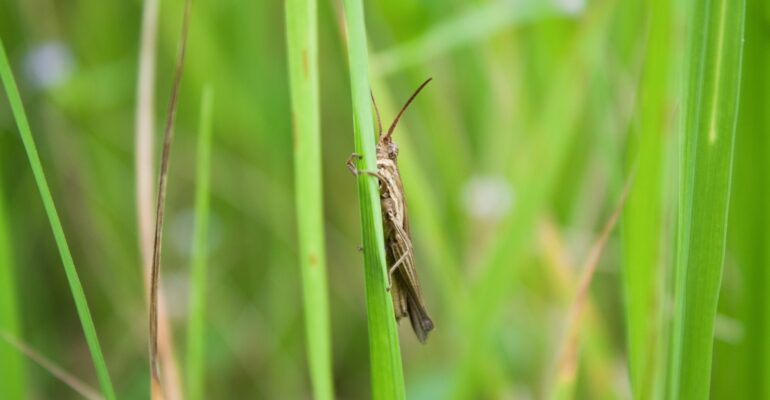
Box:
<box><xmin>186</xmin><ymin>86</ymin><xmax>214</xmax><ymax>400</ymax></box>
<box><xmin>668</xmin><ymin>0</ymin><xmax>746</xmax><ymax>397</ymax></box>
<box><xmin>285</xmin><ymin>0</ymin><xmax>335</xmax><ymax>398</ymax></box>
<box><xmin>0</xmin><ymin>36</ymin><xmax>117</xmax><ymax>400</ymax></box>
<box><xmin>721</xmin><ymin>0</ymin><xmax>770</xmax><ymax>397</ymax></box>
<box><xmin>341</xmin><ymin>0</ymin><xmax>406</xmax><ymax>398</ymax></box>
<box><xmin>0</xmin><ymin>166</ymin><xmax>25</xmax><ymax>399</ymax></box>
<box><xmin>621</xmin><ymin>0</ymin><xmax>672</xmax><ymax>397</ymax></box>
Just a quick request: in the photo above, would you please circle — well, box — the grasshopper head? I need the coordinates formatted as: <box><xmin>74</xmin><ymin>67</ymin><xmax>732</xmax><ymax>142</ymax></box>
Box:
<box><xmin>376</xmin><ymin>137</ymin><xmax>399</xmax><ymax>160</ymax></box>
<box><xmin>375</xmin><ymin>77</ymin><xmax>431</xmax><ymax>161</ymax></box>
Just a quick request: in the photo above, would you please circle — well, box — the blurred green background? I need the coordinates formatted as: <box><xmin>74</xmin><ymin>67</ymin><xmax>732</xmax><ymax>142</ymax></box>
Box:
<box><xmin>0</xmin><ymin>0</ymin><xmax>765</xmax><ymax>398</ymax></box>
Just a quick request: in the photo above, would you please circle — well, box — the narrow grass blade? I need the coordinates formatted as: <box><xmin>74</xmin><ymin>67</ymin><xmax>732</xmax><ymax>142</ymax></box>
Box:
<box><xmin>668</xmin><ymin>0</ymin><xmax>746</xmax><ymax>397</ymax></box>
<box><xmin>341</xmin><ymin>0</ymin><xmax>406</xmax><ymax>398</ymax></box>
<box><xmin>552</xmin><ymin>175</ymin><xmax>632</xmax><ymax>399</ymax></box>
<box><xmin>186</xmin><ymin>86</ymin><xmax>214</xmax><ymax>400</ymax></box>
<box><xmin>621</xmin><ymin>1</ymin><xmax>672</xmax><ymax>398</ymax></box>
<box><xmin>149</xmin><ymin>0</ymin><xmax>192</xmax><ymax>396</ymax></box>
<box><xmin>0</xmin><ymin>332</ymin><xmax>102</xmax><ymax>400</ymax></box>
<box><xmin>0</xmin><ymin>168</ymin><xmax>25</xmax><ymax>399</ymax></box>
<box><xmin>285</xmin><ymin>0</ymin><xmax>335</xmax><ymax>398</ymax></box>
<box><xmin>0</xmin><ymin>36</ymin><xmax>117</xmax><ymax>400</ymax></box>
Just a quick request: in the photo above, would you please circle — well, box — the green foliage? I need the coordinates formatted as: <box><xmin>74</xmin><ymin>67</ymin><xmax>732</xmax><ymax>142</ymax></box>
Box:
<box><xmin>621</xmin><ymin>1</ymin><xmax>672</xmax><ymax>398</ymax></box>
<box><xmin>669</xmin><ymin>0</ymin><xmax>746</xmax><ymax>398</ymax></box>
<box><xmin>0</xmin><ymin>36</ymin><xmax>116</xmax><ymax>400</ymax></box>
<box><xmin>342</xmin><ymin>0</ymin><xmax>405</xmax><ymax>398</ymax></box>
<box><xmin>722</xmin><ymin>0</ymin><xmax>770</xmax><ymax>397</ymax></box>
<box><xmin>186</xmin><ymin>86</ymin><xmax>214</xmax><ymax>400</ymax></box>
<box><xmin>0</xmin><ymin>0</ymin><xmax>760</xmax><ymax>398</ymax></box>
<box><xmin>285</xmin><ymin>0</ymin><xmax>335</xmax><ymax>397</ymax></box>
<box><xmin>0</xmin><ymin>163</ymin><xmax>25</xmax><ymax>400</ymax></box>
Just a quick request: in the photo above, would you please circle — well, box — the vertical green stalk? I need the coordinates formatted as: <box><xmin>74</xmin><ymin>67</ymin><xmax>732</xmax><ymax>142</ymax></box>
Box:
<box><xmin>621</xmin><ymin>1</ymin><xmax>671</xmax><ymax>398</ymax></box>
<box><xmin>0</xmin><ymin>37</ymin><xmax>116</xmax><ymax>400</ymax></box>
<box><xmin>668</xmin><ymin>0</ymin><xmax>745</xmax><ymax>398</ymax></box>
<box><xmin>285</xmin><ymin>1</ymin><xmax>335</xmax><ymax>398</ymax></box>
<box><xmin>341</xmin><ymin>0</ymin><xmax>405</xmax><ymax>398</ymax></box>
<box><xmin>186</xmin><ymin>86</ymin><xmax>214</xmax><ymax>400</ymax></box>
<box><xmin>0</xmin><ymin>165</ymin><xmax>25</xmax><ymax>399</ymax></box>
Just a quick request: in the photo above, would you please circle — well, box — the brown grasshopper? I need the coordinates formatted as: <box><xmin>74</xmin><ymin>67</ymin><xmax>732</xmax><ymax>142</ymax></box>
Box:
<box><xmin>347</xmin><ymin>78</ymin><xmax>434</xmax><ymax>342</ymax></box>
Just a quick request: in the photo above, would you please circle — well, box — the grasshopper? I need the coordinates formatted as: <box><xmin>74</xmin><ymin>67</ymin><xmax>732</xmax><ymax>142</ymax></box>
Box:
<box><xmin>347</xmin><ymin>78</ymin><xmax>434</xmax><ymax>342</ymax></box>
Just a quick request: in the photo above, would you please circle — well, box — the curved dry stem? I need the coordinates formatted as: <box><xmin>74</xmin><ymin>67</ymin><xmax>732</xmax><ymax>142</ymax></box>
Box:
<box><xmin>148</xmin><ymin>0</ymin><xmax>192</xmax><ymax>397</ymax></box>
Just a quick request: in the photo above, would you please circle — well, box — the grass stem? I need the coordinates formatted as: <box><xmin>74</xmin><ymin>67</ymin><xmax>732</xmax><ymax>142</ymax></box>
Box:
<box><xmin>341</xmin><ymin>0</ymin><xmax>406</xmax><ymax>397</ymax></box>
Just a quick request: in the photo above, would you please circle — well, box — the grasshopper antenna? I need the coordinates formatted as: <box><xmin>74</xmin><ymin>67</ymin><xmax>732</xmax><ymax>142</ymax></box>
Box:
<box><xmin>370</xmin><ymin>91</ymin><xmax>383</xmax><ymax>137</ymax></box>
<box><xmin>384</xmin><ymin>77</ymin><xmax>432</xmax><ymax>139</ymax></box>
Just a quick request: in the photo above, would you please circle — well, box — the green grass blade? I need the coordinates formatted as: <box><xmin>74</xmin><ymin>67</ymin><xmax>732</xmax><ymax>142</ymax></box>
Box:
<box><xmin>668</xmin><ymin>0</ymin><xmax>746</xmax><ymax>397</ymax></box>
<box><xmin>723</xmin><ymin>0</ymin><xmax>770</xmax><ymax>396</ymax></box>
<box><xmin>0</xmin><ymin>37</ymin><xmax>116</xmax><ymax>400</ymax></box>
<box><xmin>186</xmin><ymin>86</ymin><xmax>214</xmax><ymax>400</ymax></box>
<box><xmin>621</xmin><ymin>1</ymin><xmax>672</xmax><ymax>398</ymax></box>
<box><xmin>0</xmin><ymin>166</ymin><xmax>26</xmax><ymax>399</ymax></box>
<box><xmin>341</xmin><ymin>0</ymin><xmax>405</xmax><ymax>398</ymax></box>
<box><xmin>285</xmin><ymin>0</ymin><xmax>336</xmax><ymax>396</ymax></box>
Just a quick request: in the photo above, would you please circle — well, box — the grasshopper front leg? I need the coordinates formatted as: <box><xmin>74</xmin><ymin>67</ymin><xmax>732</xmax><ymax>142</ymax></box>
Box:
<box><xmin>346</xmin><ymin>153</ymin><xmax>380</xmax><ymax>177</ymax></box>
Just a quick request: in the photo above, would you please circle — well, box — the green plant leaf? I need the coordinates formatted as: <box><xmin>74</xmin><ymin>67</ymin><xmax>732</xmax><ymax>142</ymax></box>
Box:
<box><xmin>186</xmin><ymin>85</ymin><xmax>214</xmax><ymax>400</ymax></box>
<box><xmin>341</xmin><ymin>0</ymin><xmax>406</xmax><ymax>398</ymax></box>
<box><xmin>668</xmin><ymin>0</ymin><xmax>746</xmax><ymax>397</ymax></box>
<box><xmin>285</xmin><ymin>0</ymin><xmax>335</xmax><ymax>397</ymax></box>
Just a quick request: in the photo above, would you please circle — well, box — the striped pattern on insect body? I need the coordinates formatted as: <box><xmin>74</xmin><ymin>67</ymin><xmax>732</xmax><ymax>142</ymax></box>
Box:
<box><xmin>347</xmin><ymin>78</ymin><xmax>434</xmax><ymax>342</ymax></box>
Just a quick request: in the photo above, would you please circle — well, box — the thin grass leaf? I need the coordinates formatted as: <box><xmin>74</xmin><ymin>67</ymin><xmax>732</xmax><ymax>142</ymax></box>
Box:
<box><xmin>0</xmin><ymin>36</ymin><xmax>116</xmax><ymax>400</ymax></box>
<box><xmin>0</xmin><ymin>332</ymin><xmax>102</xmax><ymax>400</ymax></box>
<box><xmin>668</xmin><ymin>0</ymin><xmax>746</xmax><ymax>397</ymax></box>
<box><xmin>186</xmin><ymin>85</ymin><xmax>214</xmax><ymax>400</ymax></box>
<box><xmin>621</xmin><ymin>1</ymin><xmax>673</xmax><ymax>398</ymax></box>
<box><xmin>149</xmin><ymin>0</ymin><xmax>192</xmax><ymax>396</ymax></box>
<box><xmin>538</xmin><ymin>220</ymin><xmax>619</xmax><ymax>399</ymax></box>
<box><xmin>341</xmin><ymin>0</ymin><xmax>406</xmax><ymax>397</ymax></box>
<box><xmin>552</xmin><ymin>174</ymin><xmax>633</xmax><ymax>399</ymax></box>
<box><xmin>0</xmin><ymin>167</ymin><xmax>25</xmax><ymax>399</ymax></box>
<box><xmin>285</xmin><ymin>0</ymin><xmax>335</xmax><ymax>398</ymax></box>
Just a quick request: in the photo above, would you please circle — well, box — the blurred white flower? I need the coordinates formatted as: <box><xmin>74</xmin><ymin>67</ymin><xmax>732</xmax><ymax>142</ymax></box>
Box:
<box><xmin>558</xmin><ymin>0</ymin><xmax>585</xmax><ymax>15</ymax></box>
<box><xmin>23</xmin><ymin>41</ymin><xmax>74</xmax><ymax>89</ymax></box>
<box><xmin>168</xmin><ymin>207</ymin><xmax>223</xmax><ymax>257</ymax></box>
<box><xmin>462</xmin><ymin>175</ymin><xmax>514</xmax><ymax>220</ymax></box>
